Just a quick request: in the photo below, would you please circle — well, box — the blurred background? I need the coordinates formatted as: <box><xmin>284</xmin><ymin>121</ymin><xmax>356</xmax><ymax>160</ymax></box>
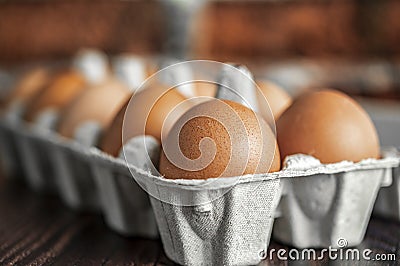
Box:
<box><xmin>0</xmin><ymin>0</ymin><xmax>399</xmax><ymax>143</ymax></box>
<box><xmin>0</xmin><ymin>0</ymin><xmax>399</xmax><ymax>61</ymax></box>
<box><xmin>0</xmin><ymin>0</ymin><xmax>399</xmax><ymax>91</ymax></box>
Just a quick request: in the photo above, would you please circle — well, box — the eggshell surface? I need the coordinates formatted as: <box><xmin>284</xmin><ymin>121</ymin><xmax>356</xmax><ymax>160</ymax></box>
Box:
<box><xmin>24</xmin><ymin>70</ymin><xmax>86</xmax><ymax>122</ymax></box>
<box><xmin>4</xmin><ymin>67</ymin><xmax>51</xmax><ymax>112</ymax></box>
<box><xmin>276</xmin><ymin>89</ymin><xmax>380</xmax><ymax>163</ymax></box>
<box><xmin>256</xmin><ymin>80</ymin><xmax>292</xmax><ymax>121</ymax></box>
<box><xmin>57</xmin><ymin>79</ymin><xmax>130</xmax><ymax>139</ymax></box>
<box><xmin>100</xmin><ymin>84</ymin><xmax>190</xmax><ymax>156</ymax></box>
<box><xmin>159</xmin><ymin>99</ymin><xmax>280</xmax><ymax>179</ymax></box>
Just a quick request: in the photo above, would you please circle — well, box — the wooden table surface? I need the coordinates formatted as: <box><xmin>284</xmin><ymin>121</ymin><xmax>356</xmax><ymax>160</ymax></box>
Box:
<box><xmin>0</xmin><ymin>175</ymin><xmax>399</xmax><ymax>266</ymax></box>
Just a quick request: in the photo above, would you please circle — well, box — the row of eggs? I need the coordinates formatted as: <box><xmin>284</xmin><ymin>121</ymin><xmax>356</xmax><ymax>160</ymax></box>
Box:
<box><xmin>0</xmin><ymin>49</ymin><xmax>380</xmax><ymax>180</ymax></box>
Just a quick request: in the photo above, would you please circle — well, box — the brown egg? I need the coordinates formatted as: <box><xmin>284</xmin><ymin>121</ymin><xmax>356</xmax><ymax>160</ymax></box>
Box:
<box><xmin>99</xmin><ymin>97</ymin><xmax>129</xmax><ymax>156</ymax></box>
<box><xmin>100</xmin><ymin>83</ymin><xmax>190</xmax><ymax>156</ymax></box>
<box><xmin>4</xmin><ymin>67</ymin><xmax>51</xmax><ymax>112</ymax></box>
<box><xmin>256</xmin><ymin>80</ymin><xmax>292</xmax><ymax>121</ymax></box>
<box><xmin>194</xmin><ymin>81</ymin><xmax>217</xmax><ymax>98</ymax></box>
<box><xmin>159</xmin><ymin>99</ymin><xmax>280</xmax><ymax>180</ymax></box>
<box><xmin>276</xmin><ymin>89</ymin><xmax>380</xmax><ymax>164</ymax></box>
<box><xmin>23</xmin><ymin>70</ymin><xmax>86</xmax><ymax>122</ymax></box>
<box><xmin>57</xmin><ymin>79</ymin><xmax>131</xmax><ymax>139</ymax></box>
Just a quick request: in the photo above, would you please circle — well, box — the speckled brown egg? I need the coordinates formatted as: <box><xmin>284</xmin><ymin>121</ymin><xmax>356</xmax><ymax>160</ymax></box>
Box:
<box><xmin>159</xmin><ymin>99</ymin><xmax>280</xmax><ymax>179</ymax></box>
<box><xmin>56</xmin><ymin>79</ymin><xmax>131</xmax><ymax>139</ymax></box>
<box><xmin>23</xmin><ymin>70</ymin><xmax>86</xmax><ymax>122</ymax></box>
<box><xmin>276</xmin><ymin>89</ymin><xmax>380</xmax><ymax>163</ymax></box>
<box><xmin>100</xmin><ymin>84</ymin><xmax>190</xmax><ymax>156</ymax></box>
<box><xmin>256</xmin><ymin>80</ymin><xmax>292</xmax><ymax>121</ymax></box>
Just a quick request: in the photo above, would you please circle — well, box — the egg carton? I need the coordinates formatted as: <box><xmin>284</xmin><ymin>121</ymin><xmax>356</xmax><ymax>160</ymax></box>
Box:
<box><xmin>0</xmin><ymin>115</ymin><xmax>159</xmax><ymax>237</ymax></box>
<box><xmin>13</xmin><ymin>109</ymin><xmax>71</xmax><ymax>193</ymax></box>
<box><xmin>141</xmin><ymin>150</ymin><xmax>398</xmax><ymax>265</ymax></box>
<box><xmin>372</xmin><ymin>149</ymin><xmax>400</xmax><ymax>221</ymax></box>
<box><xmin>45</xmin><ymin>126</ymin><xmax>157</xmax><ymax>235</ymax></box>
<box><xmin>143</xmin><ymin>167</ymin><xmax>282</xmax><ymax>265</ymax></box>
<box><xmin>47</xmin><ymin>121</ymin><xmax>103</xmax><ymax>210</ymax></box>
<box><xmin>49</xmin><ymin>130</ymin><xmax>100</xmax><ymax>210</ymax></box>
<box><xmin>357</xmin><ymin>100</ymin><xmax>400</xmax><ymax>221</ymax></box>
<box><xmin>90</xmin><ymin>137</ymin><xmax>159</xmax><ymax>237</ymax></box>
<box><xmin>0</xmin><ymin>120</ymin><xmax>22</xmax><ymax>179</ymax></box>
<box><xmin>1</xmin><ymin>62</ymin><xmax>400</xmax><ymax>265</ymax></box>
<box><xmin>273</xmin><ymin>154</ymin><xmax>395</xmax><ymax>248</ymax></box>
<box><xmin>1</xmin><ymin>113</ymin><xmax>400</xmax><ymax>265</ymax></box>
<box><xmin>374</xmin><ymin>159</ymin><xmax>400</xmax><ymax>220</ymax></box>
<box><xmin>0</xmin><ymin>102</ymin><xmax>27</xmax><ymax>179</ymax></box>
<box><xmin>2</xmin><ymin>105</ymin><xmax>100</xmax><ymax>209</ymax></box>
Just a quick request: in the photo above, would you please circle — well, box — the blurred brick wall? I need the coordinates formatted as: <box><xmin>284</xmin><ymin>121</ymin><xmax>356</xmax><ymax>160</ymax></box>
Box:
<box><xmin>0</xmin><ymin>0</ymin><xmax>399</xmax><ymax>64</ymax></box>
<box><xmin>0</xmin><ymin>0</ymin><xmax>165</xmax><ymax>63</ymax></box>
<box><xmin>192</xmin><ymin>0</ymin><xmax>400</xmax><ymax>61</ymax></box>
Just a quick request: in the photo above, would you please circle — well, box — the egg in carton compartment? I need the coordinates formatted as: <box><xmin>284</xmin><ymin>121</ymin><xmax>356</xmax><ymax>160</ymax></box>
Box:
<box><xmin>116</xmin><ymin>63</ymin><xmax>399</xmax><ymax>264</ymax></box>
<box><xmin>0</xmin><ymin>61</ymin><xmax>399</xmax><ymax>265</ymax></box>
<box><xmin>1</xmin><ymin>109</ymin><xmax>398</xmax><ymax>265</ymax></box>
<box><xmin>47</xmin><ymin>53</ymin><xmax>151</xmax><ymax>211</ymax></box>
<box><xmin>46</xmin><ymin>126</ymin><xmax>158</xmax><ymax>236</ymax></box>
<box><xmin>272</xmin><ymin>151</ymin><xmax>396</xmax><ymax>249</ymax></box>
<box><xmin>115</xmin><ymin>136</ymin><xmax>397</xmax><ymax>265</ymax></box>
<box><xmin>0</xmin><ymin>114</ymin><xmax>160</xmax><ymax>237</ymax></box>
<box><xmin>0</xmin><ymin>49</ymin><xmax>110</xmax><ymax>192</ymax></box>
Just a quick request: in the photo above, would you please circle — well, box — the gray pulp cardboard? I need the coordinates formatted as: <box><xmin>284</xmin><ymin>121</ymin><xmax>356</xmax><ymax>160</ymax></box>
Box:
<box><xmin>90</xmin><ymin>136</ymin><xmax>159</xmax><ymax>237</ymax></box>
<box><xmin>50</xmin><ymin>140</ymin><xmax>100</xmax><ymax>210</ymax></box>
<box><xmin>374</xmin><ymin>165</ymin><xmax>400</xmax><ymax>220</ymax></box>
<box><xmin>147</xmin><ymin>174</ymin><xmax>281</xmax><ymax>266</ymax></box>
<box><xmin>50</xmin><ymin>122</ymin><xmax>102</xmax><ymax>210</ymax></box>
<box><xmin>14</xmin><ymin>109</ymin><xmax>59</xmax><ymax>191</ymax></box>
<box><xmin>112</xmin><ymin>55</ymin><xmax>147</xmax><ymax>90</ymax></box>
<box><xmin>216</xmin><ymin>64</ymin><xmax>258</xmax><ymax>113</ymax></box>
<box><xmin>0</xmin><ymin>121</ymin><xmax>23</xmax><ymax>179</ymax></box>
<box><xmin>158</xmin><ymin>58</ymin><xmax>197</xmax><ymax>98</ymax></box>
<box><xmin>92</xmin><ymin>137</ymin><xmax>159</xmax><ymax>238</ymax></box>
<box><xmin>373</xmin><ymin>148</ymin><xmax>400</xmax><ymax>220</ymax></box>
<box><xmin>0</xmin><ymin>101</ymin><xmax>30</xmax><ymax>179</ymax></box>
<box><xmin>273</xmin><ymin>167</ymin><xmax>391</xmax><ymax>248</ymax></box>
<box><xmin>272</xmin><ymin>153</ymin><xmax>397</xmax><ymax>250</ymax></box>
<box><xmin>128</xmin><ymin>149</ymin><xmax>398</xmax><ymax>265</ymax></box>
<box><xmin>91</xmin><ymin>163</ymin><xmax>159</xmax><ymax>237</ymax></box>
<box><xmin>358</xmin><ymin>98</ymin><xmax>400</xmax><ymax>220</ymax></box>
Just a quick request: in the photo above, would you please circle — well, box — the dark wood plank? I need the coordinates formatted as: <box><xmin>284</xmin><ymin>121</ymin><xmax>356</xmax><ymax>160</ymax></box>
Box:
<box><xmin>0</xmin><ymin>178</ymin><xmax>168</xmax><ymax>266</ymax></box>
<box><xmin>0</xmin><ymin>176</ymin><xmax>399</xmax><ymax>265</ymax></box>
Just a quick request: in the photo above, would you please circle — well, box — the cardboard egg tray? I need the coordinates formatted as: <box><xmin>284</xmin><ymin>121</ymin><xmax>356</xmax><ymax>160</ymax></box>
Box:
<box><xmin>0</xmin><ymin>113</ymin><xmax>399</xmax><ymax>265</ymax></box>
<box><xmin>374</xmin><ymin>163</ymin><xmax>400</xmax><ymax>220</ymax></box>
<box><xmin>359</xmin><ymin>99</ymin><xmax>400</xmax><ymax>221</ymax></box>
